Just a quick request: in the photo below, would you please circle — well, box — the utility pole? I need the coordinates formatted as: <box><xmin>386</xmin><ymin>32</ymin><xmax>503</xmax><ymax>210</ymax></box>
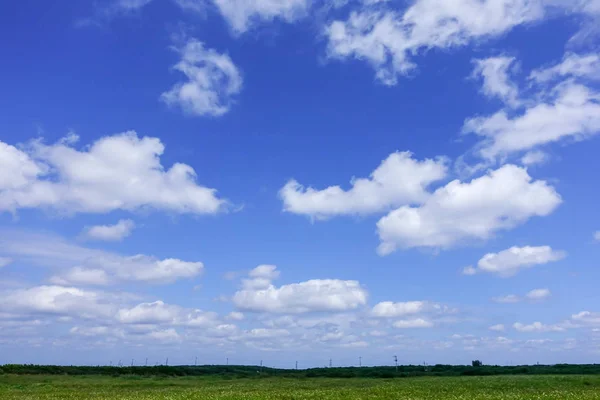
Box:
<box><xmin>359</xmin><ymin>356</ymin><xmax>362</xmax><ymax>367</ymax></box>
<box><xmin>260</xmin><ymin>360</ymin><xmax>263</xmax><ymax>374</ymax></box>
<box><xmin>195</xmin><ymin>356</ymin><xmax>197</xmax><ymax>366</ymax></box>
<box><xmin>226</xmin><ymin>357</ymin><xmax>229</xmax><ymax>366</ymax></box>
<box><xmin>165</xmin><ymin>358</ymin><xmax>169</xmax><ymax>366</ymax></box>
<box><xmin>145</xmin><ymin>358</ymin><xmax>148</xmax><ymax>367</ymax></box>
<box><xmin>329</xmin><ymin>359</ymin><xmax>332</xmax><ymax>368</ymax></box>
<box><xmin>109</xmin><ymin>361</ymin><xmax>112</xmax><ymax>367</ymax></box>
<box><xmin>131</xmin><ymin>359</ymin><xmax>134</xmax><ymax>367</ymax></box>
<box><xmin>295</xmin><ymin>361</ymin><xmax>298</xmax><ymax>370</ymax></box>
<box><xmin>394</xmin><ymin>355</ymin><xmax>398</xmax><ymax>372</ymax></box>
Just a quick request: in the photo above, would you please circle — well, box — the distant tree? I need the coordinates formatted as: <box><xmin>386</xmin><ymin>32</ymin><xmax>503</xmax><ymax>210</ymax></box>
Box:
<box><xmin>472</xmin><ymin>360</ymin><xmax>483</xmax><ymax>367</ymax></box>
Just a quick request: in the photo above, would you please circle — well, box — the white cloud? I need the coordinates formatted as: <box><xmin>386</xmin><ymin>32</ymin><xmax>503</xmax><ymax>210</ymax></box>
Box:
<box><xmin>82</xmin><ymin>219</ymin><xmax>135</xmax><ymax>241</ymax></box>
<box><xmin>489</xmin><ymin>324</ymin><xmax>505</xmax><ymax>332</ymax></box>
<box><xmin>371</xmin><ymin>301</ymin><xmax>427</xmax><ymax>317</ymax></box>
<box><xmin>461</xmin><ymin>266</ymin><xmax>477</xmax><ymax>276</ymax></box>
<box><xmin>280</xmin><ymin>152</ymin><xmax>447</xmax><ymax>220</ymax></box>
<box><xmin>492</xmin><ymin>294</ymin><xmax>521</xmax><ymax>304</ymax></box>
<box><xmin>572</xmin><ymin>311</ymin><xmax>600</xmax><ymax>326</ymax></box>
<box><xmin>464</xmin><ymin>81</ymin><xmax>600</xmax><ymax>159</ymax></box>
<box><xmin>232</xmin><ymin>266</ymin><xmax>368</xmax><ymax>313</ymax></box>
<box><xmin>470</xmin><ymin>246</ymin><xmax>565</xmax><ymax>277</ymax></box>
<box><xmin>212</xmin><ymin>0</ymin><xmax>310</xmax><ymax>33</ymax></box>
<box><xmin>376</xmin><ymin>165</ymin><xmax>561</xmax><ymax>253</ymax></box>
<box><xmin>529</xmin><ymin>52</ymin><xmax>600</xmax><ymax>82</ymax></box>
<box><xmin>0</xmin><ymin>285</ymin><xmax>114</xmax><ymax>319</ymax></box>
<box><xmin>161</xmin><ymin>38</ymin><xmax>242</xmax><ymax>117</ymax></box>
<box><xmin>594</xmin><ymin>231</ymin><xmax>600</xmax><ymax>241</ymax></box>
<box><xmin>393</xmin><ymin>318</ymin><xmax>434</xmax><ymax>329</ymax></box>
<box><xmin>472</xmin><ymin>56</ymin><xmax>520</xmax><ymax>107</ymax></box>
<box><xmin>513</xmin><ymin>321</ymin><xmax>565</xmax><ymax>332</ymax></box>
<box><xmin>0</xmin><ymin>257</ymin><xmax>12</xmax><ymax>268</ymax></box>
<box><xmin>325</xmin><ymin>1</ymin><xmax>543</xmax><ymax>85</ymax></box>
<box><xmin>0</xmin><ymin>230</ymin><xmax>204</xmax><ymax>285</ymax></box>
<box><xmin>115</xmin><ymin>0</ymin><xmax>153</xmax><ymax>11</ymax></box>
<box><xmin>0</xmin><ymin>132</ymin><xmax>226</xmax><ymax>215</ymax></box>
<box><xmin>526</xmin><ymin>288</ymin><xmax>551</xmax><ymax>300</ymax></box>
<box><xmin>117</xmin><ymin>301</ymin><xmax>180</xmax><ymax>324</ymax></box>
<box><xmin>226</xmin><ymin>311</ymin><xmax>245</xmax><ymax>321</ymax></box>
<box><xmin>50</xmin><ymin>267</ymin><xmax>111</xmax><ymax>286</ymax></box>
<box><xmin>521</xmin><ymin>150</ymin><xmax>549</xmax><ymax>166</ymax></box>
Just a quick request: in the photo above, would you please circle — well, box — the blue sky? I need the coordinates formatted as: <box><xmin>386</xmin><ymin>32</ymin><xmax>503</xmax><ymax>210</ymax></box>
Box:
<box><xmin>1</xmin><ymin>0</ymin><xmax>600</xmax><ymax>368</ymax></box>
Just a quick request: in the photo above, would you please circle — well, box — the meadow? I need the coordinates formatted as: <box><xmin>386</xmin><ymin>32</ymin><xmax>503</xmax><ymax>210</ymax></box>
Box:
<box><xmin>1</xmin><ymin>374</ymin><xmax>600</xmax><ymax>400</ymax></box>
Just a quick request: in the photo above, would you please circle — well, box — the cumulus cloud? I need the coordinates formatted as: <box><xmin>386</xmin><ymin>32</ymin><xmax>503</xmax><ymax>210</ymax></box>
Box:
<box><xmin>467</xmin><ymin>246</ymin><xmax>565</xmax><ymax>277</ymax></box>
<box><xmin>0</xmin><ymin>132</ymin><xmax>226</xmax><ymax>215</ymax></box>
<box><xmin>513</xmin><ymin>321</ymin><xmax>565</xmax><ymax>333</ymax></box>
<box><xmin>489</xmin><ymin>324</ymin><xmax>505</xmax><ymax>332</ymax></box>
<box><xmin>161</xmin><ymin>38</ymin><xmax>242</xmax><ymax>117</ymax></box>
<box><xmin>464</xmin><ymin>81</ymin><xmax>600</xmax><ymax>160</ymax></box>
<box><xmin>325</xmin><ymin>0</ymin><xmax>543</xmax><ymax>85</ymax></box>
<box><xmin>393</xmin><ymin>318</ymin><xmax>434</xmax><ymax>329</ymax></box>
<box><xmin>371</xmin><ymin>301</ymin><xmax>427</xmax><ymax>317</ymax></box>
<box><xmin>492</xmin><ymin>294</ymin><xmax>521</xmax><ymax>304</ymax></box>
<box><xmin>521</xmin><ymin>150</ymin><xmax>549</xmax><ymax>166</ymax></box>
<box><xmin>472</xmin><ymin>56</ymin><xmax>520</xmax><ymax>107</ymax></box>
<box><xmin>526</xmin><ymin>288</ymin><xmax>551</xmax><ymax>300</ymax></box>
<box><xmin>232</xmin><ymin>265</ymin><xmax>368</xmax><ymax>313</ymax></box>
<box><xmin>0</xmin><ymin>286</ymin><xmax>115</xmax><ymax>319</ymax></box>
<box><xmin>212</xmin><ymin>0</ymin><xmax>310</xmax><ymax>33</ymax></box>
<box><xmin>0</xmin><ymin>230</ymin><xmax>204</xmax><ymax>285</ymax></box>
<box><xmin>465</xmin><ymin>51</ymin><xmax>600</xmax><ymax>160</ymax></box>
<box><xmin>81</xmin><ymin>219</ymin><xmax>135</xmax><ymax>241</ymax></box>
<box><xmin>376</xmin><ymin>165</ymin><xmax>561</xmax><ymax>253</ymax></box>
<box><xmin>280</xmin><ymin>152</ymin><xmax>447</xmax><ymax>220</ymax></box>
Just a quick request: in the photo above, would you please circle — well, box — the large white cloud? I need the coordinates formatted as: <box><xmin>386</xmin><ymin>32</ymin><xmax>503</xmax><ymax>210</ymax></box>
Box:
<box><xmin>212</xmin><ymin>0</ymin><xmax>310</xmax><ymax>33</ymax></box>
<box><xmin>161</xmin><ymin>38</ymin><xmax>242</xmax><ymax>117</ymax></box>
<box><xmin>0</xmin><ymin>230</ymin><xmax>204</xmax><ymax>285</ymax></box>
<box><xmin>0</xmin><ymin>132</ymin><xmax>226</xmax><ymax>215</ymax></box>
<box><xmin>467</xmin><ymin>246</ymin><xmax>565</xmax><ymax>277</ymax></box>
<box><xmin>232</xmin><ymin>266</ymin><xmax>368</xmax><ymax>313</ymax></box>
<box><xmin>280</xmin><ymin>152</ymin><xmax>447</xmax><ymax>219</ymax></box>
<box><xmin>376</xmin><ymin>165</ymin><xmax>561</xmax><ymax>253</ymax></box>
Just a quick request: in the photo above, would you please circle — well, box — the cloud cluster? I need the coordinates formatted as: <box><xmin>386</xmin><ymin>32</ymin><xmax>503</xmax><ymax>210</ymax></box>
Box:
<box><xmin>0</xmin><ymin>231</ymin><xmax>204</xmax><ymax>285</ymax></box>
<box><xmin>0</xmin><ymin>132</ymin><xmax>226</xmax><ymax>215</ymax></box>
<box><xmin>465</xmin><ymin>52</ymin><xmax>600</xmax><ymax>160</ymax></box>
<box><xmin>492</xmin><ymin>288</ymin><xmax>551</xmax><ymax>303</ymax></box>
<box><xmin>232</xmin><ymin>265</ymin><xmax>368</xmax><ymax>313</ymax></box>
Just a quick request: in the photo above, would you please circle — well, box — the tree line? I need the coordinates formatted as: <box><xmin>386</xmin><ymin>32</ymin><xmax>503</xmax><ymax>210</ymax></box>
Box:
<box><xmin>2</xmin><ymin>363</ymin><xmax>600</xmax><ymax>378</ymax></box>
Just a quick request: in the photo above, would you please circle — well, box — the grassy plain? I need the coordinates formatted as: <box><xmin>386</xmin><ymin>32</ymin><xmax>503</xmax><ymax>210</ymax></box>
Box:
<box><xmin>1</xmin><ymin>374</ymin><xmax>600</xmax><ymax>400</ymax></box>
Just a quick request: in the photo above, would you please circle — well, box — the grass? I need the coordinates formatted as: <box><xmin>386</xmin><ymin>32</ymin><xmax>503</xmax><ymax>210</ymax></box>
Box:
<box><xmin>1</xmin><ymin>374</ymin><xmax>600</xmax><ymax>399</ymax></box>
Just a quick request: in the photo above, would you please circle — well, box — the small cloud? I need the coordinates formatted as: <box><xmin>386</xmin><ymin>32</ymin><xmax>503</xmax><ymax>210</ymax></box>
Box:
<box><xmin>0</xmin><ymin>257</ymin><xmax>12</xmax><ymax>268</ymax></box>
<box><xmin>594</xmin><ymin>231</ymin><xmax>600</xmax><ymax>242</ymax></box>
<box><xmin>462</xmin><ymin>266</ymin><xmax>477</xmax><ymax>276</ymax></box>
<box><xmin>489</xmin><ymin>324</ymin><xmax>505</xmax><ymax>332</ymax></box>
<box><xmin>492</xmin><ymin>295</ymin><xmax>521</xmax><ymax>304</ymax></box>
<box><xmin>81</xmin><ymin>219</ymin><xmax>136</xmax><ymax>242</ymax></box>
<box><xmin>525</xmin><ymin>288</ymin><xmax>551</xmax><ymax>300</ymax></box>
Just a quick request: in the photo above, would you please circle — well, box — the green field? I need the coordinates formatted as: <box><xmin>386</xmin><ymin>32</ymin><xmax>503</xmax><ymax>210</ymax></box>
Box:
<box><xmin>1</xmin><ymin>375</ymin><xmax>600</xmax><ymax>399</ymax></box>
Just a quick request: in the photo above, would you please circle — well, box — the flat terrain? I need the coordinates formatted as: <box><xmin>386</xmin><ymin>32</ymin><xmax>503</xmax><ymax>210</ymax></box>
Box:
<box><xmin>1</xmin><ymin>374</ymin><xmax>599</xmax><ymax>399</ymax></box>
